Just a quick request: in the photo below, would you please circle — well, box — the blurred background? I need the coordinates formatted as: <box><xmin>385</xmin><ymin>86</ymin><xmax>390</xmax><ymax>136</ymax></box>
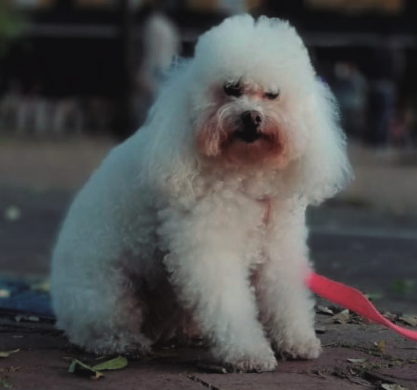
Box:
<box><xmin>0</xmin><ymin>0</ymin><xmax>416</xmax><ymax>316</ymax></box>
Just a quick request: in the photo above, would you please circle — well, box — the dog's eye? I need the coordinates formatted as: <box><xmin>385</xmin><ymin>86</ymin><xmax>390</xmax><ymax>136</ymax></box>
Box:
<box><xmin>265</xmin><ymin>91</ymin><xmax>280</xmax><ymax>100</ymax></box>
<box><xmin>224</xmin><ymin>82</ymin><xmax>242</xmax><ymax>98</ymax></box>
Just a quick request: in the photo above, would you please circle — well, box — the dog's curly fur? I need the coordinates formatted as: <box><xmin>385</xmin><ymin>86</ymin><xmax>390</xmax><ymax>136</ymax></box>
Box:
<box><xmin>51</xmin><ymin>15</ymin><xmax>352</xmax><ymax>372</ymax></box>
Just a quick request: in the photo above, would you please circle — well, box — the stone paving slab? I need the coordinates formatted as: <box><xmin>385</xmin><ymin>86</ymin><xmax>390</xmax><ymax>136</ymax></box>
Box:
<box><xmin>0</xmin><ymin>313</ymin><xmax>416</xmax><ymax>390</ymax></box>
<box><xmin>195</xmin><ymin>373</ymin><xmax>374</xmax><ymax>390</ymax></box>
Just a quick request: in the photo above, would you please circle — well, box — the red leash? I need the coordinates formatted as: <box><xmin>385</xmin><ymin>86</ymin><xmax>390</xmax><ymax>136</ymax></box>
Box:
<box><xmin>307</xmin><ymin>271</ymin><xmax>417</xmax><ymax>342</ymax></box>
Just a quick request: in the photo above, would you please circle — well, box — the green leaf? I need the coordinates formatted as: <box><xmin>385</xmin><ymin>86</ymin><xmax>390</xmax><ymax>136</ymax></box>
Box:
<box><xmin>68</xmin><ymin>359</ymin><xmax>104</xmax><ymax>379</ymax></box>
<box><xmin>68</xmin><ymin>360</ymin><xmax>77</xmax><ymax>373</ymax></box>
<box><xmin>68</xmin><ymin>356</ymin><xmax>128</xmax><ymax>379</ymax></box>
<box><xmin>0</xmin><ymin>376</ymin><xmax>12</xmax><ymax>389</ymax></box>
<box><xmin>0</xmin><ymin>350</ymin><xmax>19</xmax><ymax>358</ymax></box>
<box><xmin>92</xmin><ymin>356</ymin><xmax>128</xmax><ymax>371</ymax></box>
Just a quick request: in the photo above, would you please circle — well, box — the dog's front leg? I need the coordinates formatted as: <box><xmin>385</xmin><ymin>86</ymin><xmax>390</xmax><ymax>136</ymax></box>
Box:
<box><xmin>257</xmin><ymin>203</ymin><xmax>321</xmax><ymax>360</ymax></box>
<box><xmin>158</xmin><ymin>203</ymin><xmax>276</xmax><ymax>372</ymax></box>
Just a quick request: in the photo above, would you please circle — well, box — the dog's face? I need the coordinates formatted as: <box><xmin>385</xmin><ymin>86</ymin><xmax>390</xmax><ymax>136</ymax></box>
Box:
<box><xmin>188</xmin><ymin>16</ymin><xmax>315</xmax><ymax>169</ymax></box>
<box><xmin>195</xmin><ymin>77</ymin><xmax>291</xmax><ymax>167</ymax></box>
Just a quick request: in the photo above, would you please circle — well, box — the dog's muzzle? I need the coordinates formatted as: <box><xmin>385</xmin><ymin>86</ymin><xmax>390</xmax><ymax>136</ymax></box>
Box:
<box><xmin>235</xmin><ymin>110</ymin><xmax>262</xmax><ymax>143</ymax></box>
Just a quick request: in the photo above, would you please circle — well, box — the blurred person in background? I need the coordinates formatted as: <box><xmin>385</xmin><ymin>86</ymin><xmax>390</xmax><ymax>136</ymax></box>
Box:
<box><xmin>366</xmin><ymin>33</ymin><xmax>404</xmax><ymax>151</ymax></box>
<box><xmin>332</xmin><ymin>61</ymin><xmax>368</xmax><ymax>139</ymax></box>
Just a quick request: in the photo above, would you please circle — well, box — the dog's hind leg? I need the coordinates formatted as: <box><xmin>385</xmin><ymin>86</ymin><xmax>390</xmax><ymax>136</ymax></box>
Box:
<box><xmin>51</xmin><ymin>262</ymin><xmax>152</xmax><ymax>355</ymax></box>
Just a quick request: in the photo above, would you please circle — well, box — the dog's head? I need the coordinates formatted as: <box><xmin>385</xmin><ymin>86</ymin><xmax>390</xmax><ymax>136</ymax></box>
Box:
<box><xmin>189</xmin><ymin>15</ymin><xmax>315</xmax><ymax>169</ymax></box>
<box><xmin>143</xmin><ymin>15</ymin><xmax>352</xmax><ymax>204</ymax></box>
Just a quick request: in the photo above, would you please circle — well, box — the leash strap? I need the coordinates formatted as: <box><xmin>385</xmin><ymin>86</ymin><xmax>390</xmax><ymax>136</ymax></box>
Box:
<box><xmin>307</xmin><ymin>271</ymin><xmax>417</xmax><ymax>342</ymax></box>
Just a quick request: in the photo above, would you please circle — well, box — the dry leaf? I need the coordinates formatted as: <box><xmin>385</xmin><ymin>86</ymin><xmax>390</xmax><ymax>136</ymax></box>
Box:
<box><xmin>374</xmin><ymin>340</ymin><xmax>386</xmax><ymax>353</ymax></box>
<box><xmin>383</xmin><ymin>312</ymin><xmax>398</xmax><ymax>322</ymax></box>
<box><xmin>381</xmin><ymin>384</ymin><xmax>410</xmax><ymax>390</ymax></box>
<box><xmin>0</xmin><ymin>349</ymin><xmax>19</xmax><ymax>358</ymax></box>
<box><xmin>316</xmin><ymin>305</ymin><xmax>334</xmax><ymax>315</ymax></box>
<box><xmin>398</xmin><ymin>315</ymin><xmax>417</xmax><ymax>327</ymax></box>
<box><xmin>196</xmin><ymin>363</ymin><xmax>228</xmax><ymax>374</ymax></box>
<box><xmin>333</xmin><ymin>309</ymin><xmax>350</xmax><ymax>324</ymax></box>
<box><xmin>347</xmin><ymin>358</ymin><xmax>367</xmax><ymax>363</ymax></box>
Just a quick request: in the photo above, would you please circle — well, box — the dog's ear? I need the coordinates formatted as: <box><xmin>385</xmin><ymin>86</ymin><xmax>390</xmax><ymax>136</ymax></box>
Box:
<box><xmin>138</xmin><ymin>60</ymin><xmax>199</xmax><ymax>198</ymax></box>
<box><xmin>296</xmin><ymin>78</ymin><xmax>353</xmax><ymax>205</ymax></box>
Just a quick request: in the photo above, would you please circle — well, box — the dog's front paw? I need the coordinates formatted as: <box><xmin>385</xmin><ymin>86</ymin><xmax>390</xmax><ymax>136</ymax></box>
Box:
<box><xmin>85</xmin><ymin>333</ymin><xmax>152</xmax><ymax>357</ymax></box>
<box><xmin>223</xmin><ymin>350</ymin><xmax>278</xmax><ymax>372</ymax></box>
<box><xmin>124</xmin><ymin>341</ymin><xmax>153</xmax><ymax>360</ymax></box>
<box><xmin>276</xmin><ymin>336</ymin><xmax>322</xmax><ymax>360</ymax></box>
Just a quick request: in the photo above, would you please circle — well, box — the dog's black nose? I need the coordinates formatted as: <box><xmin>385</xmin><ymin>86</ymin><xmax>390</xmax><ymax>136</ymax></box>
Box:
<box><xmin>236</xmin><ymin>110</ymin><xmax>262</xmax><ymax>143</ymax></box>
<box><xmin>241</xmin><ymin>110</ymin><xmax>262</xmax><ymax>130</ymax></box>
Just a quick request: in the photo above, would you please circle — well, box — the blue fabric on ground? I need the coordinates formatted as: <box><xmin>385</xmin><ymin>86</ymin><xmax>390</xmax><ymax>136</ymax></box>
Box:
<box><xmin>0</xmin><ymin>278</ymin><xmax>54</xmax><ymax>317</ymax></box>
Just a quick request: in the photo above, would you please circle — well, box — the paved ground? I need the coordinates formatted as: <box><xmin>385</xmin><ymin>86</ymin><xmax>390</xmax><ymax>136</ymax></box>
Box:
<box><xmin>0</xmin><ymin>137</ymin><xmax>416</xmax><ymax>389</ymax></box>
<box><xmin>0</xmin><ymin>309</ymin><xmax>416</xmax><ymax>390</ymax></box>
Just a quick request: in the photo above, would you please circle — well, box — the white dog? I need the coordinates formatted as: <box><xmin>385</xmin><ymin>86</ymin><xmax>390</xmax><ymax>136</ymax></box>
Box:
<box><xmin>51</xmin><ymin>15</ymin><xmax>352</xmax><ymax>372</ymax></box>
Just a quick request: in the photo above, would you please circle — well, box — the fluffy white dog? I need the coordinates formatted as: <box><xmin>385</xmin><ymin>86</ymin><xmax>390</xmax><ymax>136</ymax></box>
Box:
<box><xmin>51</xmin><ymin>15</ymin><xmax>352</xmax><ymax>372</ymax></box>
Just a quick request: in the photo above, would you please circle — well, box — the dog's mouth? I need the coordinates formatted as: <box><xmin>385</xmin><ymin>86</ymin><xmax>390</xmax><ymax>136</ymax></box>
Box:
<box><xmin>219</xmin><ymin>127</ymin><xmax>283</xmax><ymax>157</ymax></box>
<box><xmin>232</xmin><ymin>128</ymin><xmax>276</xmax><ymax>145</ymax></box>
<box><xmin>234</xmin><ymin>130</ymin><xmax>262</xmax><ymax>143</ymax></box>
<box><xmin>218</xmin><ymin>128</ymin><xmax>286</xmax><ymax>165</ymax></box>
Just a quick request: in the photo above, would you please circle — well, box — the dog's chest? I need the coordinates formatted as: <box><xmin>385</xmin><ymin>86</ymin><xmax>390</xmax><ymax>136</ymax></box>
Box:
<box><xmin>257</xmin><ymin>197</ymin><xmax>272</xmax><ymax>227</ymax></box>
<box><xmin>240</xmin><ymin>196</ymin><xmax>271</xmax><ymax>271</ymax></box>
